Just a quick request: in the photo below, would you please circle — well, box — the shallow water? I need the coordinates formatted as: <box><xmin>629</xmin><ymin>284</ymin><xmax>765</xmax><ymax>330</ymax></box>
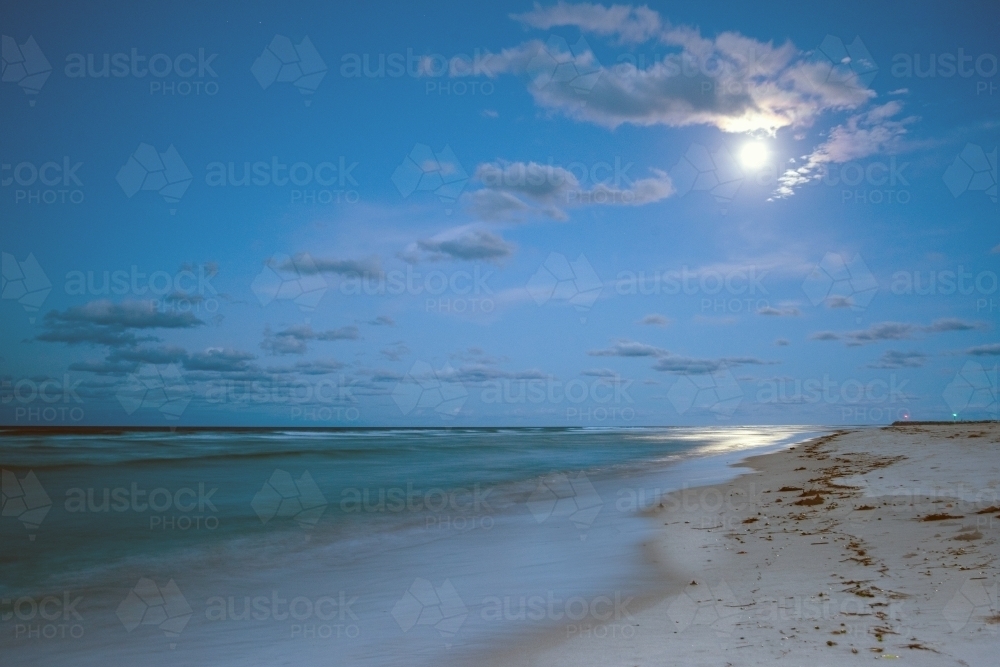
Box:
<box><xmin>0</xmin><ymin>426</ymin><xmax>824</xmax><ymax>666</ymax></box>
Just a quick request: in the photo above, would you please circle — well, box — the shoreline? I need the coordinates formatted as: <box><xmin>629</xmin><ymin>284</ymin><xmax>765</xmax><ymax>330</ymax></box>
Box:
<box><xmin>472</xmin><ymin>428</ymin><xmax>838</xmax><ymax>667</ymax></box>
<box><xmin>1</xmin><ymin>426</ymin><xmax>820</xmax><ymax>667</ymax></box>
<box><xmin>495</xmin><ymin>423</ymin><xmax>1000</xmax><ymax>666</ymax></box>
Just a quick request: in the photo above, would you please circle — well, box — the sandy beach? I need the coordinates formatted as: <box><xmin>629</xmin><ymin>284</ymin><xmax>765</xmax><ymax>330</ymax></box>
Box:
<box><xmin>498</xmin><ymin>423</ymin><xmax>1000</xmax><ymax>666</ymax></box>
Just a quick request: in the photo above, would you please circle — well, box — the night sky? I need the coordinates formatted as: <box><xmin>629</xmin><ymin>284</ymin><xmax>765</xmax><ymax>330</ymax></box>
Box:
<box><xmin>2</xmin><ymin>0</ymin><xmax>997</xmax><ymax>426</ymax></box>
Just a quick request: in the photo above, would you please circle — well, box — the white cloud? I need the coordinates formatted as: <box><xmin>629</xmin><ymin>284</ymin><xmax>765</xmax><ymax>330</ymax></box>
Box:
<box><xmin>867</xmin><ymin>350</ymin><xmax>928</xmax><ymax>369</ymax></box>
<box><xmin>774</xmin><ymin>101</ymin><xmax>917</xmax><ymax>197</ymax></box>
<box><xmin>589</xmin><ymin>339</ymin><xmax>668</xmax><ymax>357</ymax></box>
<box><xmin>639</xmin><ymin>313</ymin><xmax>670</xmax><ymax>326</ymax></box>
<box><xmin>810</xmin><ymin>319</ymin><xmax>986</xmax><ymax>346</ymax></box>
<box><xmin>466</xmin><ymin>160</ymin><xmax>673</xmax><ymax>221</ymax></box>
<box><xmin>512</xmin><ymin>2</ymin><xmax>663</xmax><ymax>44</ymax></box>
<box><xmin>401</xmin><ymin>225</ymin><xmax>515</xmax><ymax>263</ymax></box>
<box><xmin>476</xmin><ymin>10</ymin><xmax>876</xmax><ymax>134</ymax></box>
<box><xmin>757</xmin><ymin>305</ymin><xmax>800</xmax><ymax>317</ymax></box>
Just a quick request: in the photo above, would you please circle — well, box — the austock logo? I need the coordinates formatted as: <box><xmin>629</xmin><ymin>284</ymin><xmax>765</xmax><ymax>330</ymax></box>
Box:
<box><xmin>891</xmin><ymin>49</ymin><xmax>999</xmax><ymax>93</ymax></box>
<box><xmin>2</xmin><ymin>157</ymin><xmax>85</xmax><ymax>205</ymax></box>
<box><xmin>392</xmin><ymin>361</ymin><xmax>468</xmax><ymax>418</ymax></box>
<box><xmin>2</xmin><ymin>374</ymin><xmax>86</xmax><ymax>425</ymax></box>
<box><xmin>252</xmin><ymin>35</ymin><xmax>328</xmax><ymax>104</ymax></box>
<box><xmin>64</xmin><ymin>46</ymin><xmax>220</xmax><ymax>97</ymax></box>
<box><xmin>391</xmin><ymin>144</ymin><xmax>469</xmax><ymax>213</ymax></box>
<box><xmin>392</xmin><ymin>578</ymin><xmax>468</xmax><ymax>642</ymax></box>
<box><xmin>251</xmin><ymin>469</ymin><xmax>328</xmax><ymax>529</ymax></box>
<box><xmin>204</xmin><ymin>590</ymin><xmax>360</xmax><ymax>639</ymax></box>
<box><xmin>1</xmin><ymin>35</ymin><xmax>52</xmax><ymax>105</ymax></box>
<box><xmin>942</xmin><ymin>362</ymin><xmax>998</xmax><ymax>417</ymax></box>
<box><xmin>1</xmin><ymin>251</ymin><xmax>51</xmax><ymax>323</ymax></box>
<box><xmin>806</xmin><ymin>35</ymin><xmax>878</xmax><ymax>94</ymax></box>
<box><xmin>943</xmin><ymin>143</ymin><xmax>997</xmax><ymax>203</ymax></box>
<box><xmin>1</xmin><ymin>591</ymin><xmax>85</xmax><ymax>640</ymax></box>
<box><xmin>670</xmin><ymin>143</ymin><xmax>745</xmax><ymax>211</ymax></box>
<box><xmin>115</xmin><ymin>363</ymin><xmax>192</xmax><ymax>420</ymax></box>
<box><xmin>526</xmin><ymin>34</ymin><xmax>602</xmax><ymax>94</ymax></box>
<box><xmin>526</xmin><ymin>252</ymin><xmax>602</xmax><ymax>322</ymax></box>
<box><xmin>666</xmin><ymin>579</ymin><xmax>743</xmax><ymax>636</ymax></box>
<box><xmin>116</xmin><ymin>143</ymin><xmax>193</xmax><ymax>213</ymax></box>
<box><xmin>802</xmin><ymin>252</ymin><xmax>878</xmax><ymax>311</ymax></box>
<box><xmin>667</xmin><ymin>367</ymin><xmax>743</xmax><ymax>419</ymax></box>
<box><xmin>943</xmin><ymin>578</ymin><xmax>998</xmax><ymax>633</ymax></box>
<box><xmin>251</xmin><ymin>253</ymin><xmax>329</xmax><ymax>311</ymax></box>
<box><xmin>117</xmin><ymin>578</ymin><xmax>192</xmax><ymax>649</ymax></box>
<box><xmin>526</xmin><ymin>472</ymin><xmax>603</xmax><ymax>538</ymax></box>
<box><xmin>1</xmin><ymin>469</ymin><xmax>52</xmax><ymax>540</ymax></box>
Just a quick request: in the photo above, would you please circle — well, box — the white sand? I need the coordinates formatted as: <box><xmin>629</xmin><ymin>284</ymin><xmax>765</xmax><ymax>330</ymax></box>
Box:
<box><xmin>495</xmin><ymin>423</ymin><xmax>1000</xmax><ymax>666</ymax></box>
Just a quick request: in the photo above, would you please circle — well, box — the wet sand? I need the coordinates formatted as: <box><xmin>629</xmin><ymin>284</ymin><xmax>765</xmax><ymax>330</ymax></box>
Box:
<box><xmin>498</xmin><ymin>423</ymin><xmax>1000</xmax><ymax>666</ymax></box>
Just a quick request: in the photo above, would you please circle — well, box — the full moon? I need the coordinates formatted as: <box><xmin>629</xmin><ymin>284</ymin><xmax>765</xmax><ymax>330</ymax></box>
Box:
<box><xmin>740</xmin><ymin>142</ymin><xmax>769</xmax><ymax>169</ymax></box>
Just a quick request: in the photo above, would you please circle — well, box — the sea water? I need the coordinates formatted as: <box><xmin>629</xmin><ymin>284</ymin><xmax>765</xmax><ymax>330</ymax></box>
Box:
<box><xmin>0</xmin><ymin>426</ymin><xmax>824</xmax><ymax>666</ymax></box>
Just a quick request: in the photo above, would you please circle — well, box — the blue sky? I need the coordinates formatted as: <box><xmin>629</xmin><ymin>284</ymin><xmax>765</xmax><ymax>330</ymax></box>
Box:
<box><xmin>1</xmin><ymin>0</ymin><xmax>997</xmax><ymax>426</ymax></box>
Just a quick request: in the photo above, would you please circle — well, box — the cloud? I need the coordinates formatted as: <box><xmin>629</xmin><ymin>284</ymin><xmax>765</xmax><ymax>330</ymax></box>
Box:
<box><xmin>314</xmin><ymin>326</ymin><xmax>361</xmax><ymax>340</ymax></box>
<box><xmin>639</xmin><ymin>313</ymin><xmax>670</xmax><ymax>326</ymax></box>
<box><xmin>380</xmin><ymin>342</ymin><xmax>410</xmax><ymax>361</ymax></box>
<box><xmin>162</xmin><ymin>291</ymin><xmax>207</xmax><ymax>305</ymax></box>
<box><xmin>37</xmin><ymin>300</ymin><xmax>203</xmax><ymax>347</ymax></box>
<box><xmin>448</xmin><ymin>365</ymin><xmax>550</xmax><ymax>383</ymax></box>
<box><xmin>841</xmin><ymin>321</ymin><xmax>915</xmax><ymax>345</ymax></box>
<box><xmin>967</xmin><ymin>343</ymin><xmax>1000</xmax><ymax>356</ymax></box>
<box><xmin>260</xmin><ymin>332</ymin><xmax>308</xmax><ymax>355</ymax></box>
<box><xmin>588</xmin><ymin>338</ymin><xmax>774</xmax><ymax>374</ymax></box>
<box><xmin>465</xmin><ymin>189</ymin><xmax>542</xmax><ymax>221</ymax></box>
<box><xmin>466</xmin><ymin>161</ymin><xmax>674</xmax><ymax>221</ymax></box>
<box><xmin>70</xmin><ymin>345</ymin><xmax>256</xmax><ymax>376</ymax></box>
<box><xmin>581</xmin><ymin>367</ymin><xmax>623</xmax><ymax>377</ymax></box>
<box><xmin>774</xmin><ymin>101</ymin><xmax>917</xmax><ymax>197</ymax></box>
<box><xmin>825</xmin><ymin>296</ymin><xmax>856</xmax><ymax>309</ymax></box>
<box><xmin>184</xmin><ymin>348</ymin><xmax>256</xmax><ymax>372</ymax></box>
<box><xmin>923</xmin><ymin>318</ymin><xmax>984</xmax><ymax>333</ymax></box>
<box><xmin>588</xmin><ymin>340</ymin><xmax>668</xmax><ymax>357</ymax></box>
<box><xmin>651</xmin><ymin>356</ymin><xmax>724</xmax><ymax>374</ymax></box>
<box><xmin>68</xmin><ymin>358</ymin><xmax>142</xmax><ymax>376</ymax></box>
<box><xmin>368</xmin><ymin>315</ymin><xmax>395</xmax><ymax>326</ymax></box>
<box><xmin>816</xmin><ymin>102</ymin><xmax>916</xmax><ymax>161</ymax></box>
<box><xmin>652</xmin><ymin>355</ymin><xmax>774</xmax><ymax>374</ymax></box>
<box><xmin>47</xmin><ymin>300</ymin><xmax>201</xmax><ymax>330</ymax></box>
<box><xmin>512</xmin><ymin>2</ymin><xmax>663</xmax><ymax>44</ymax></box>
<box><xmin>109</xmin><ymin>345</ymin><xmax>189</xmax><ymax>365</ymax></box>
<box><xmin>477</xmin><ymin>162</ymin><xmax>579</xmax><ymax>201</ymax></box>
<box><xmin>402</xmin><ymin>225</ymin><xmax>515</xmax><ymax>263</ymax></box>
<box><xmin>449</xmin><ymin>347</ymin><xmax>510</xmax><ymax>367</ymax></box>
<box><xmin>757</xmin><ymin>305</ymin><xmax>800</xmax><ymax>317</ymax></box>
<box><xmin>289</xmin><ymin>359</ymin><xmax>346</xmax><ymax>375</ymax></box>
<box><xmin>255</xmin><ymin>360</ymin><xmax>348</xmax><ymax>380</ymax></box>
<box><xmin>774</xmin><ymin>338</ymin><xmax>790</xmax><ymax>346</ymax></box>
<box><xmin>279</xmin><ymin>255</ymin><xmax>381</xmax><ymax>276</ymax></box>
<box><xmin>867</xmin><ymin>350</ymin><xmax>928</xmax><ymax>369</ymax></box>
<box><xmin>812</xmin><ymin>322</ymin><xmax>919</xmax><ymax>345</ymax></box>
<box><xmin>367</xmin><ymin>369</ymin><xmax>405</xmax><ymax>384</ymax></box>
<box><xmin>991</xmin><ymin>244</ymin><xmax>1000</xmax><ymax>254</ymax></box>
<box><xmin>810</xmin><ymin>319</ymin><xmax>986</xmax><ymax>346</ymax></box>
<box><xmin>478</xmin><ymin>13</ymin><xmax>876</xmax><ymax>134</ymax></box>
<box><xmin>261</xmin><ymin>324</ymin><xmax>360</xmax><ymax>355</ymax></box>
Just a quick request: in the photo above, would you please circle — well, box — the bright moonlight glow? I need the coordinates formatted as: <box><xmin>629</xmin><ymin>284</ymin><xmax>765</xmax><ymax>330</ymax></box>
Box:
<box><xmin>740</xmin><ymin>142</ymin><xmax>768</xmax><ymax>169</ymax></box>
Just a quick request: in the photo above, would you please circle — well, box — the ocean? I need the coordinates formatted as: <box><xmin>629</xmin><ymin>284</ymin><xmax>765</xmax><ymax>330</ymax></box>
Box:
<box><xmin>0</xmin><ymin>426</ymin><xmax>825</xmax><ymax>665</ymax></box>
